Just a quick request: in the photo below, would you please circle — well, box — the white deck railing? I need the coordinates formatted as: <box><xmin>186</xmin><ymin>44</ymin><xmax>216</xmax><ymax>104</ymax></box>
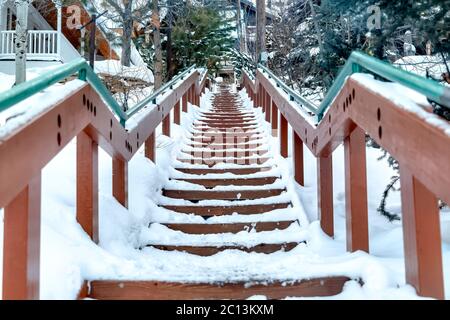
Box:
<box><xmin>0</xmin><ymin>30</ymin><xmax>60</xmax><ymax>60</ymax></box>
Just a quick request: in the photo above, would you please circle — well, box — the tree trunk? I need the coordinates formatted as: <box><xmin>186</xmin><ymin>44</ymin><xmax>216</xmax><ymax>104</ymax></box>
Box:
<box><xmin>121</xmin><ymin>0</ymin><xmax>133</xmax><ymax>67</ymax></box>
<box><xmin>166</xmin><ymin>0</ymin><xmax>174</xmax><ymax>80</ymax></box>
<box><xmin>152</xmin><ymin>0</ymin><xmax>162</xmax><ymax>89</ymax></box>
<box><xmin>15</xmin><ymin>0</ymin><xmax>29</xmax><ymax>84</ymax></box>
<box><xmin>236</xmin><ymin>0</ymin><xmax>245</xmax><ymax>52</ymax></box>
<box><xmin>308</xmin><ymin>0</ymin><xmax>322</xmax><ymax>54</ymax></box>
<box><xmin>256</xmin><ymin>0</ymin><xmax>266</xmax><ymax>63</ymax></box>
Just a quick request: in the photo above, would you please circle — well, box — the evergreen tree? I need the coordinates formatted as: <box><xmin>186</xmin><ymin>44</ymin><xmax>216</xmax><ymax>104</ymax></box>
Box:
<box><xmin>171</xmin><ymin>5</ymin><xmax>234</xmax><ymax>73</ymax></box>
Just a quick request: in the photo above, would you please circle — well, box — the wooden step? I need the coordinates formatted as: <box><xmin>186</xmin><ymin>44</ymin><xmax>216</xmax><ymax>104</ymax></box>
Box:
<box><xmin>87</xmin><ymin>277</ymin><xmax>351</xmax><ymax>300</ymax></box>
<box><xmin>176</xmin><ymin>157</ymin><xmax>270</xmax><ymax>166</ymax></box>
<box><xmin>149</xmin><ymin>242</ymin><xmax>299</xmax><ymax>256</ymax></box>
<box><xmin>198</xmin><ymin>119</ymin><xmax>256</xmax><ymax>123</ymax></box>
<box><xmin>200</xmin><ymin>112</ymin><xmax>254</xmax><ymax>117</ymax></box>
<box><xmin>199</xmin><ymin>116</ymin><xmax>256</xmax><ymax>120</ymax></box>
<box><xmin>188</xmin><ymin>143</ymin><xmax>263</xmax><ymax>149</ymax></box>
<box><xmin>190</xmin><ymin>136</ymin><xmax>262</xmax><ymax>143</ymax></box>
<box><xmin>174</xmin><ymin>167</ymin><xmax>272</xmax><ymax>175</ymax></box>
<box><xmin>172</xmin><ymin>176</ymin><xmax>278</xmax><ymax>187</ymax></box>
<box><xmin>161</xmin><ymin>220</ymin><xmax>297</xmax><ymax>234</ymax></box>
<box><xmin>190</xmin><ymin>131</ymin><xmax>261</xmax><ymax>138</ymax></box>
<box><xmin>162</xmin><ymin>188</ymin><xmax>285</xmax><ymax>200</ymax></box>
<box><xmin>193</xmin><ymin>126</ymin><xmax>258</xmax><ymax>132</ymax></box>
<box><xmin>161</xmin><ymin>203</ymin><xmax>291</xmax><ymax>215</ymax></box>
<box><xmin>181</xmin><ymin>149</ymin><xmax>269</xmax><ymax>157</ymax></box>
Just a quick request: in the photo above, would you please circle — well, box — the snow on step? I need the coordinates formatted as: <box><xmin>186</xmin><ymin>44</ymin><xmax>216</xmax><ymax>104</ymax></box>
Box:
<box><xmin>152</xmin><ymin>84</ymin><xmax>301</xmax><ymax>258</ymax></box>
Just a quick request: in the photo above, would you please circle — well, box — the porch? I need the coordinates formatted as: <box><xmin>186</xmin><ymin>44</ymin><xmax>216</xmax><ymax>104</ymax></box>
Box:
<box><xmin>0</xmin><ymin>1</ymin><xmax>62</xmax><ymax>61</ymax></box>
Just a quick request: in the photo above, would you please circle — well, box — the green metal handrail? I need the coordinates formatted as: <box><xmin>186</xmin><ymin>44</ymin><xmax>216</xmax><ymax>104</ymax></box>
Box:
<box><xmin>126</xmin><ymin>65</ymin><xmax>197</xmax><ymax>119</ymax></box>
<box><xmin>315</xmin><ymin>51</ymin><xmax>450</xmax><ymax>121</ymax></box>
<box><xmin>258</xmin><ymin>65</ymin><xmax>319</xmax><ymax>114</ymax></box>
<box><xmin>0</xmin><ymin>58</ymin><xmax>198</xmax><ymax>127</ymax></box>
<box><xmin>250</xmin><ymin>51</ymin><xmax>450</xmax><ymax>122</ymax></box>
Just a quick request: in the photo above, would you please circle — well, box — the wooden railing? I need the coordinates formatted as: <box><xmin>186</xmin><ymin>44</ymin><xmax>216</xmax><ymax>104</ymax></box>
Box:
<box><xmin>242</xmin><ymin>59</ymin><xmax>450</xmax><ymax>299</ymax></box>
<box><xmin>0</xmin><ymin>62</ymin><xmax>208</xmax><ymax>299</ymax></box>
<box><xmin>0</xmin><ymin>30</ymin><xmax>60</xmax><ymax>60</ymax></box>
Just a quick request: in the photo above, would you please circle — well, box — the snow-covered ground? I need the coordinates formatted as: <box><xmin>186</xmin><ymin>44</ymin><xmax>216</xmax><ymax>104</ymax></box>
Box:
<box><xmin>0</xmin><ymin>78</ymin><xmax>449</xmax><ymax>299</ymax></box>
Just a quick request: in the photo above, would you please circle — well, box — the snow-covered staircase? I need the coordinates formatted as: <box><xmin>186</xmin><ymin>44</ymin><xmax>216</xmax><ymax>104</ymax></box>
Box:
<box><xmin>149</xmin><ymin>84</ymin><xmax>301</xmax><ymax>255</ymax></box>
<box><xmin>86</xmin><ymin>84</ymin><xmax>351</xmax><ymax>299</ymax></box>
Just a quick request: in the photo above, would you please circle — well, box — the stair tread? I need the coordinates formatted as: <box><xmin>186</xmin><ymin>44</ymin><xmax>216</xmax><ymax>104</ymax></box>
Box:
<box><xmin>161</xmin><ymin>203</ymin><xmax>291</xmax><ymax>215</ymax></box>
<box><xmin>88</xmin><ymin>277</ymin><xmax>351</xmax><ymax>300</ymax></box>
<box><xmin>159</xmin><ymin>220</ymin><xmax>298</xmax><ymax>234</ymax></box>
<box><xmin>148</xmin><ymin>242</ymin><xmax>300</xmax><ymax>256</ymax></box>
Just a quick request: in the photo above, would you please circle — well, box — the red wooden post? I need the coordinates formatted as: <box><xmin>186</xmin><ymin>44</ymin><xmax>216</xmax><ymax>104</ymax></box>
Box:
<box><xmin>400</xmin><ymin>166</ymin><xmax>444</xmax><ymax>299</ymax></box>
<box><xmin>77</xmin><ymin>130</ymin><xmax>99</xmax><ymax>243</ymax></box>
<box><xmin>182</xmin><ymin>93</ymin><xmax>188</xmax><ymax>113</ymax></box>
<box><xmin>293</xmin><ymin>130</ymin><xmax>304</xmax><ymax>186</ymax></box>
<box><xmin>280</xmin><ymin>112</ymin><xmax>288</xmax><ymax>158</ymax></box>
<box><xmin>344</xmin><ymin>127</ymin><xmax>368</xmax><ymax>252</ymax></box>
<box><xmin>187</xmin><ymin>85</ymin><xmax>192</xmax><ymax>105</ymax></box>
<box><xmin>258</xmin><ymin>84</ymin><xmax>262</xmax><ymax>109</ymax></box>
<box><xmin>317</xmin><ymin>155</ymin><xmax>333</xmax><ymax>237</ymax></box>
<box><xmin>174</xmin><ymin>100</ymin><xmax>181</xmax><ymax>125</ymax></box>
<box><xmin>112</xmin><ymin>156</ymin><xmax>128</xmax><ymax>208</ymax></box>
<box><xmin>265</xmin><ymin>90</ymin><xmax>270</xmax><ymax>122</ymax></box>
<box><xmin>145</xmin><ymin>132</ymin><xmax>155</xmax><ymax>162</ymax></box>
<box><xmin>196</xmin><ymin>87</ymin><xmax>200</xmax><ymax>106</ymax></box>
<box><xmin>163</xmin><ymin>113</ymin><xmax>171</xmax><ymax>137</ymax></box>
<box><xmin>271</xmin><ymin>100</ymin><xmax>278</xmax><ymax>137</ymax></box>
<box><xmin>2</xmin><ymin>174</ymin><xmax>41</xmax><ymax>300</ymax></box>
<box><xmin>191</xmin><ymin>85</ymin><xmax>196</xmax><ymax>105</ymax></box>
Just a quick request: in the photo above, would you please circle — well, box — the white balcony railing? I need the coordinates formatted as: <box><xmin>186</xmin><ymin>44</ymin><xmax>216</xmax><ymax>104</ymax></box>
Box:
<box><xmin>0</xmin><ymin>30</ymin><xmax>60</xmax><ymax>61</ymax></box>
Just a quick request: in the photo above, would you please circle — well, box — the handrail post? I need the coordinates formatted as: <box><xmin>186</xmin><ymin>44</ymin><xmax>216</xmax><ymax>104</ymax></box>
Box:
<box><xmin>174</xmin><ymin>100</ymin><xmax>181</xmax><ymax>125</ymax></box>
<box><xmin>318</xmin><ymin>154</ymin><xmax>333</xmax><ymax>237</ymax></box>
<box><xmin>76</xmin><ymin>130</ymin><xmax>99</xmax><ymax>243</ymax></box>
<box><xmin>344</xmin><ymin>126</ymin><xmax>368</xmax><ymax>252</ymax></box>
<box><xmin>163</xmin><ymin>112</ymin><xmax>171</xmax><ymax>137</ymax></box>
<box><xmin>112</xmin><ymin>156</ymin><xmax>128</xmax><ymax>208</ymax></box>
<box><xmin>271</xmin><ymin>100</ymin><xmax>278</xmax><ymax>137</ymax></box>
<box><xmin>280</xmin><ymin>112</ymin><xmax>288</xmax><ymax>158</ymax></box>
<box><xmin>265</xmin><ymin>90</ymin><xmax>270</xmax><ymax>122</ymax></box>
<box><xmin>258</xmin><ymin>83</ymin><xmax>262</xmax><ymax>109</ymax></box>
<box><xmin>400</xmin><ymin>166</ymin><xmax>444</xmax><ymax>299</ymax></box>
<box><xmin>293</xmin><ymin>130</ymin><xmax>304</xmax><ymax>186</ymax></box>
<box><xmin>2</xmin><ymin>174</ymin><xmax>41</xmax><ymax>300</ymax></box>
<box><xmin>182</xmin><ymin>92</ymin><xmax>188</xmax><ymax>113</ymax></box>
<box><xmin>145</xmin><ymin>132</ymin><xmax>155</xmax><ymax>162</ymax></box>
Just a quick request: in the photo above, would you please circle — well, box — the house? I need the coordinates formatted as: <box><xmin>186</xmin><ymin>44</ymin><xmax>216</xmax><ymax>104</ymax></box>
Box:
<box><xmin>0</xmin><ymin>0</ymin><xmax>146</xmax><ymax>75</ymax></box>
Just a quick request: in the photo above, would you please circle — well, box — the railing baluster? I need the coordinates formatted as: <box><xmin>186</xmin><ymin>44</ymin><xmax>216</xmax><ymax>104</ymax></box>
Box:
<box><xmin>265</xmin><ymin>90</ymin><xmax>271</xmax><ymax>122</ymax></box>
<box><xmin>145</xmin><ymin>132</ymin><xmax>156</xmax><ymax>162</ymax></box>
<box><xmin>112</xmin><ymin>156</ymin><xmax>128</xmax><ymax>208</ymax></box>
<box><xmin>271</xmin><ymin>100</ymin><xmax>278</xmax><ymax>137</ymax></box>
<box><xmin>33</xmin><ymin>32</ymin><xmax>37</xmax><ymax>54</ymax></box>
<box><xmin>293</xmin><ymin>130</ymin><xmax>304</xmax><ymax>186</ymax></box>
<box><xmin>76</xmin><ymin>130</ymin><xmax>99</xmax><ymax>243</ymax></box>
<box><xmin>318</xmin><ymin>154</ymin><xmax>334</xmax><ymax>237</ymax></box>
<box><xmin>163</xmin><ymin>112</ymin><xmax>171</xmax><ymax>137</ymax></box>
<box><xmin>280</xmin><ymin>112</ymin><xmax>288</xmax><ymax>158</ymax></box>
<box><xmin>2</xmin><ymin>174</ymin><xmax>41</xmax><ymax>300</ymax></box>
<box><xmin>400</xmin><ymin>166</ymin><xmax>444</xmax><ymax>299</ymax></box>
<box><xmin>344</xmin><ymin>126</ymin><xmax>368</xmax><ymax>252</ymax></box>
<box><xmin>174</xmin><ymin>100</ymin><xmax>181</xmax><ymax>125</ymax></box>
<box><xmin>182</xmin><ymin>92</ymin><xmax>188</xmax><ymax>113</ymax></box>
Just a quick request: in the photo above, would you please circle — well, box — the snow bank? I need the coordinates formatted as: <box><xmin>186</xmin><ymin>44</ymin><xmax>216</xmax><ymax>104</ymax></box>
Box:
<box><xmin>94</xmin><ymin>60</ymin><xmax>154</xmax><ymax>83</ymax></box>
